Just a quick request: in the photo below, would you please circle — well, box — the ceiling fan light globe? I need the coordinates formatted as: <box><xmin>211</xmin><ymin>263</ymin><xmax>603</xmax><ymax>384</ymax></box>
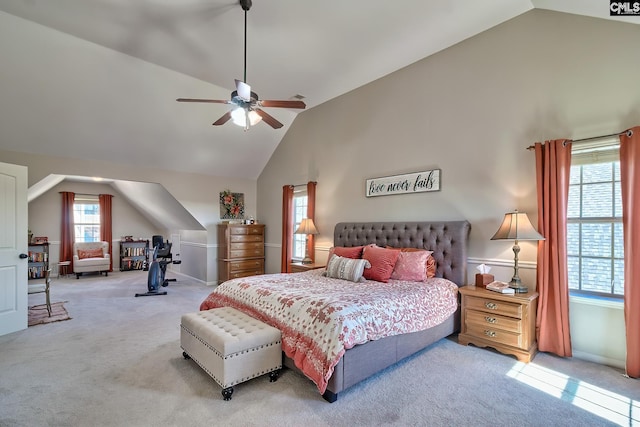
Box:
<box><xmin>231</xmin><ymin>108</ymin><xmax>262</xmax><ymax>127</ymax></box>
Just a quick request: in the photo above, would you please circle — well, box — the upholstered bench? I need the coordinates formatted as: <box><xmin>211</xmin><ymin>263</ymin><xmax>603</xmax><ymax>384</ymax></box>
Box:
<box><xmin>180</xmin><ymin>307</ymin><xmax>282</xmax><ymax>400</ymax></box>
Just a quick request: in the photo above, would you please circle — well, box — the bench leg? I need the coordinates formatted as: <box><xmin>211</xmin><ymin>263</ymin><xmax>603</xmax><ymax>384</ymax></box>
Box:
<box><xmin>221</xmin><ymin>387</ymin><xmax>234</xmax><ymax>401</ymax></box>
<box><xmin>182</xmin><ymin>351</ymin><xmax>190</xmax><ymax>360</ymax></box>
<box><xmin>269</xmin><ymin>370</ymin><xmax>280</xmax><ymax>382</ymax></box>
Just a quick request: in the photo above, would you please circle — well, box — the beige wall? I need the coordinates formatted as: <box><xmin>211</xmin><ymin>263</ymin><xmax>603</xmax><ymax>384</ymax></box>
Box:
<box><xmin>1</xmin><ymin>149</ymin><xmax>256</xmax><ymax>284</ymax></box>
<box><xmin>28</xmin><ymin>180</ymin><xmax>161</xmax><ymax>270</ymax></box>
<box><xmin>258</xmin><ymin>10</ymin><xmax>639</xmax><ymax>367</ymax></box>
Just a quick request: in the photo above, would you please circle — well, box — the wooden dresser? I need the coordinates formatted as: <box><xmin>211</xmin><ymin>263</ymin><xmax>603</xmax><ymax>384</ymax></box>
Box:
<box><xmin>217</xmin><ymin>223</ymin><xmax>265</xmax><ymax>283</ymax></box>
<box><xmin>458</xmin><ymin>285</ymin><xmax>538</xmax><ymax>362</ymax></box>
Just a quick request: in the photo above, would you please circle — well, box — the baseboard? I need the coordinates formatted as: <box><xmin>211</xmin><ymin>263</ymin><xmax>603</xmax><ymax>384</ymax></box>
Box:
<box><xmin>572</xmin><ymin>350</ymin><xmax>625</xmax><ymax>370</ymax></box>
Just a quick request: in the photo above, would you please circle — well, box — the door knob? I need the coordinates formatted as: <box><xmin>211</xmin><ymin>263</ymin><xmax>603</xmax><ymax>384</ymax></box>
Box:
<box><xmin>19</xmin><ymin>253</ymin><xmax>28</xmax><ymax>259</ymax></box>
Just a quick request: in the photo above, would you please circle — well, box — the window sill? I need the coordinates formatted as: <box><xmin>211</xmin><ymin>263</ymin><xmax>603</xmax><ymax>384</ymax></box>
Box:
<box><xmin>569</xmin><ymin>293</ymin><xmax>623</xmax><ymax>310</ymax></box>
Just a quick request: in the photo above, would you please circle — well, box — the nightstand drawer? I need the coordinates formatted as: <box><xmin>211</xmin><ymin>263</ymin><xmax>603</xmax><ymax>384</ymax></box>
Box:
<box><xmin>465</xmin><ymin>295</ymin><xmax>522</xmax><ymax>318</ymax></box>
<box><xmin>466</xmin><ymin>309</ymin><xmax>522</xmax><ymax>334</ymax></box>
<box><xmin>466</xmin><ymin>324</ymin><xmax>522</xmax><ymax>348</ymax></box>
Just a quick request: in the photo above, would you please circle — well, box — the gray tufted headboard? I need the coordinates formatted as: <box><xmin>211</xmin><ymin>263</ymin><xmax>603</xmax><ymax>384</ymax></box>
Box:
<box><xmin>334</xmin><ymin>221</ymin><xmax>471</xmax><ymax>286</ymax></box>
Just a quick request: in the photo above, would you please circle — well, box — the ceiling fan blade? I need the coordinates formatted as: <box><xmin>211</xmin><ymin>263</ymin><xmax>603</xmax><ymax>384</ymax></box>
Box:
<box><xmin>177</xmin><ymin>98</ymin><xmax>229</xmax><ymax>104</ymax></box>
<box><xmin>255</xmin><ymin>109</ymin><xmax>283</xmax><ymax>129</ymax></box>
<box><xmin>259</xmin><ymin>100</ymin><xmax>306</xmax><ymax>109</ymax></box>
<box><xmin>235</xmin><ymin>79</ymin><xmax>252</xmax><ymax>101</ymax></box>
<box><xmin>212</xmin><ymin>111</ymin><xmax>232</xmax><ymax>126</ymax></box>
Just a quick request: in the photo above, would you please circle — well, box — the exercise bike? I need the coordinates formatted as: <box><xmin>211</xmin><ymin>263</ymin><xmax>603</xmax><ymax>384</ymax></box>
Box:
<box><xmin>135</xmin><ymin>236</ymin><xmax>180</xmax><ymax>297</ymax></box>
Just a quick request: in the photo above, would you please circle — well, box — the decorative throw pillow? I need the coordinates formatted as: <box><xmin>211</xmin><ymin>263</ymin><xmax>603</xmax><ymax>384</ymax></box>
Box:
<box><xmin>362</xmin><ymin>245</ymin><xmax>400</xmax><ymax>283</ymax></box>
<box><xmin>323</xmin><ymin>255</ymin><xmax>370</xmax><ymax>282</ymax></box>
<box><xmin>327</xmin><ymin>246</ymin><xmax>365</xmax><ymax>260</ymax></box>
<box><xmin>78</xmin><ymin>248</ymin><xmax>104</xmax><ymax>259</ymax></box>
<box><xmin>387</xmin><ymin>247</ymin><xmax>436</xmax><ymax>279</ymax></box>
<box><xmin>390</xmin><ymin>250</ymin><xmax>429</xmax><ymax>281</ymax></box>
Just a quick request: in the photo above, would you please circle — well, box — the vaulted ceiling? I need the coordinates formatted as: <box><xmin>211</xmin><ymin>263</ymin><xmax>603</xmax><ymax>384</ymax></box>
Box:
<box><xmin>0</xmin><ymin>0</ymin><xmax>636</xmax><ymax>181</ymax></box>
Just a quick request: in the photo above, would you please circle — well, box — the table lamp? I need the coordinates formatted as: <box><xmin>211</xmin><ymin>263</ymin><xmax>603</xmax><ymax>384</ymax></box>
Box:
<box><xmin>294</xmin><ymin>218</ymin><xmax>319</xmax><ymax>264</ymax></box>
<box><xmin>490</xmin><ymin>210</ymin><xmax>544</xmax><ymax>293</ymax></box>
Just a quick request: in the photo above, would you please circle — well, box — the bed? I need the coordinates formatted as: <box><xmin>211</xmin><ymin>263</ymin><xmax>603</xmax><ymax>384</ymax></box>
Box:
<box><xmin>200</xmin><ymin>220</ymin><xmax>471</xmax><ymax>402</ymax></box>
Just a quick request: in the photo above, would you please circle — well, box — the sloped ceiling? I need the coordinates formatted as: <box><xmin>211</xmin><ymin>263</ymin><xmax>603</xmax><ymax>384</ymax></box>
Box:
<box><xmin>4</xmin><ymin>1</ymin><xmax>637</xmax><ymax>231</ymax></box>
<box><xmin>1</xmin><ymin>0</ymin><xmax>636</xmax><ymax>180</ymax></box>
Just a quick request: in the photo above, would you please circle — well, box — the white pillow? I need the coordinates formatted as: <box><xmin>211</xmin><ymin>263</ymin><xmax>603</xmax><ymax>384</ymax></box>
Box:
<box><xmin>323</xmin><ymin>255</ymin><xmax>371</xmax><ymax>283</ymax></box>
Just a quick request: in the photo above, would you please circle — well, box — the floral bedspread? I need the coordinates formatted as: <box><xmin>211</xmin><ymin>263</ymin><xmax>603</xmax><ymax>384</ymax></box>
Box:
<box><xmin>199</xmin><ymin>269</ymin><xmax>459</xmax><ymax>394</ymax></box>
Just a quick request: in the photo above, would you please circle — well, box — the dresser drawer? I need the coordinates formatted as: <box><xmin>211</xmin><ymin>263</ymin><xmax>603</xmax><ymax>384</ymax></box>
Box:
<box><xmin>229</xmin><ymin>225</ymin><xmax>264</xmax><ymax>235</ymax></box>
<box><xmin>466</xmin><ymin>323</ymin><xmax>522</xmax><ymax>348</ymax></box>
<box><xmin>230</xmin><ymin>242</ymin><xmax>264</xmax><ymax>251</ymax></box>
<box><xmin>228</xmin><ymin>269</ymin><xmax>264</xmax><ymax>279</ymax></box>
<box><xmin>230</xmin><ymin>234</ymin><xmax>263</xmax><ymax>243</ymax></box>
<box><xmin>465</xmin><ymin>295</ymin><xmax>522</xmax><ymax>318</ymax></box>
<box><xmin>466</xmin><ymin>309</ymin><xmax>522</xmax><ymax>334</ymax></box>
<box><xmin>229</xmin><ymin>248</ymin><xmax>264</xmax><ymax>259</ymax></box>
<box><xmin>229</xmin><ymin>259</ymin><xmax>264</xmax><ymax>273</ymax></box>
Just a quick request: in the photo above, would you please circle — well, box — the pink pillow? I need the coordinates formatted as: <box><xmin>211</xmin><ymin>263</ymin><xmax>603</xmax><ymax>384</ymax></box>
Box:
<box><xmin>387</xmin><ymin>247</ymin><xmax>437</xmax><ymax>278</ymax></box>
<box><xmin>328</xmin><ymin>246</ymin><xmax>364</xmax><ymax>259</ymax></box>
<box><xmin>362</xmin><ymin>245</ymin><xmax>400</xmax><ymax>283</ymax></box>
<box><xmin>390</xmin><ymin>250</ymin><xmax>430</xmax><ymax>281</ymax></box>
<box><xmin>78</xmin><ymin>248</ymin><xmax>104</xmax><ymax>259</ymax></box>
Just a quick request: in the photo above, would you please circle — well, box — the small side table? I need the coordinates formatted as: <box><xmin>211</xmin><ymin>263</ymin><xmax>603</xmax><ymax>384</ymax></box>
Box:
<box><xmin>58</xmin><ymin>261</ymin><xmax>71</xmax><ymax>278</ymax></box>
<box><xmin>290</xmin><ymin>262</ymin><xmax>325</xmax><ymax>273</ymax></box>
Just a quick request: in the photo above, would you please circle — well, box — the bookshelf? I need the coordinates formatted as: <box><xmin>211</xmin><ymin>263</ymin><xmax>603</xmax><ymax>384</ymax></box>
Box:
<box><xmin>28</xmin><ymin>243</ymin><xmax>49</xmax><ymax>279</ymax></box>
<box><xmin>119</xmin><ymin>239</ymin><xmax>149</xmax><ymax>271</ymax></box>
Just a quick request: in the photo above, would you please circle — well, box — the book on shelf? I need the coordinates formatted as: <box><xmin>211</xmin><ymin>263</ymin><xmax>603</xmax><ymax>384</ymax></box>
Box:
<box><xmin>486</xmin><ymin>281</ymin><xmax>515</xmax><ymax>294</ymax></box>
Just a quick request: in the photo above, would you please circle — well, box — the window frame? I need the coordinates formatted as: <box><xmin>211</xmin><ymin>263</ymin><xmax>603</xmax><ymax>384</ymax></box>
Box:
<box><xmin>292</xmin><ymin>189</ymin><xmax>308</xmax><ymax>261</ymax></box>
<box><xmin>73</xmin><ymin>195</ymin><xmax>101</xmax><ymax>243</ymax></box>
<box><xmin>567</xmin><ymin>140</ymin><xmax>623</xmax><ymax>299</ymax></box>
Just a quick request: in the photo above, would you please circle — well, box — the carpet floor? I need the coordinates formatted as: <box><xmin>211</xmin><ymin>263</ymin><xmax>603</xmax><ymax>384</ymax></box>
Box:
<box><xmin>0</xmin><ymin>270</ymin><xmax>638</xmax><ymax>426</ymax></box>
<box><xmin>28</xmin><ymin>301</ymin><xmax>71</xmax><ymax>326</ymax></box>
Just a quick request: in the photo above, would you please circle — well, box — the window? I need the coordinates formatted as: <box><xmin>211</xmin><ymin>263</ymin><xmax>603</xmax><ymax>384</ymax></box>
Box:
<box><xmin>567</xmin><ymin>140</ymin><xmax>623</xmax><ymax>298</ymax></box>
<box><xmin>74</xmin><ymin>195</ymin><xmax>100</xmax><ymax>242</ymax></box>
<box><xmin>292</xmin><ymin>190</ymin><xmax>308</xmax><ymax>260</ymax></box>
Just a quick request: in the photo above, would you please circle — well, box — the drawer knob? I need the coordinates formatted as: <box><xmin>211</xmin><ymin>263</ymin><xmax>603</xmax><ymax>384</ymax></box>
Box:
<box><xmin>484</xmin><ymin>330</ymin><xmax>497</xmax><ymax>338</ymax></box>
<box><xmin>485</xmin><ymin>316</ymin><xmax>497</xmax><ymax>324</ymax></box>
<box><xmin>485</xmin><ymin>302</ymin><xmax>498</xmax><ymax>310</ymax></box>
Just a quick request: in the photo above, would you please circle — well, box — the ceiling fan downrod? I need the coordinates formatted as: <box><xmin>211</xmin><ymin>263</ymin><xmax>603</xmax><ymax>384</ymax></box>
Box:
<box><xmin>240</xmin><ymin>0</ymin><xmax>251</xmax><ymax>83</ymax></box>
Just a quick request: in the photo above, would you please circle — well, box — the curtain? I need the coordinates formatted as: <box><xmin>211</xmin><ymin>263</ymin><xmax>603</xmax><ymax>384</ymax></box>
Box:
<box><xmin>99</xmin><ymin>194</ymin><xmax>113</xmax><ymax>272</ymax></box>
<box><xmin>281</xmin><ymin>185</ymin><xmax>294</xmax><ymax>273</ymax></box>
<box><xmin>619</xmin><ymin>126</ymin><xmax>640</xmax><ymax>378</ymax></box>
<box><xmin>60</xmin><ymin>192</ymin><xmax>75</xmax><ymax>272</ymax></box>
<box><xmin>306</xmin><ymin>181</ymin><xmax>317</xmax><ymax>263</ymax></box>
<box><xmin>534</xmin><ymin>139</ymin><xmax>573</xmax><ymax>357</ymax></box>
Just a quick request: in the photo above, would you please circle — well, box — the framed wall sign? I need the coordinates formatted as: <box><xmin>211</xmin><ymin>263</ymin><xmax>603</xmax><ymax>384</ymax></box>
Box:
<box><xmin>366</xmin><ymin>169</ymin><xmax>440</xmax><ymax>197</ymax></box>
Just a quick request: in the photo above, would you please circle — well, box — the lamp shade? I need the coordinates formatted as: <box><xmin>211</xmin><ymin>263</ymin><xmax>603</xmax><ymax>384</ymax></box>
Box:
<box><xmin>231</xmin><ymin>108</ymin><xmax>263</xmax><ymax>127</ymax></box>
<box><xmin>491</xmin><ymin>211</ymin><xmax>544</xmax><ymax>241</ymax></box>
<box><xmin>294</xmin><ymin>218</ymin><xmax>319</xmax><ymax>235</ymax></box>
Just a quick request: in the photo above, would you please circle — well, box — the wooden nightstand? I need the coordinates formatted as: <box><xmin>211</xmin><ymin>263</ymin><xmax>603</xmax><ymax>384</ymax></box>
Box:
<box><xmin>290</xmin><ymin>262</ymin><xmax>325</xmax><ymax>273</ymax></box>
<box><xmin>458</xmin><ymin>285</ymin><xmax>538</xmax><ymax>363</ymax></box>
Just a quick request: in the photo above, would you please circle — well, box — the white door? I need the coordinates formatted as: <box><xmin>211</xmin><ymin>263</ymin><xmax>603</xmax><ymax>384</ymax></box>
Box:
<box><xmin>0</xmin><ymin>161</ymin><xmax>28</xmax><ymax>336</ymax></box>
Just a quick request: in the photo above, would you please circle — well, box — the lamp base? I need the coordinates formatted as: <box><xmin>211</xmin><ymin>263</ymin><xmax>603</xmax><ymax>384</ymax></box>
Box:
<box><xmin>509</xmin><ymin>279</ymin><xmax>528</xmax><ymax>293</ymax></box>
<box><xmin>301</xmin><ymin>256</ymin><xmax>313</xmax><ymax>264</ymax></box>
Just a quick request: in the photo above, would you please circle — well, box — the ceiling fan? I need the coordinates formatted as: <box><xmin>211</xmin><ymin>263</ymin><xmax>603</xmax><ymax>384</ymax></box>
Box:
<box><xmin>176</xmin><ymin>0</ymin><xmax>305</xmax><ymax>130</ymax></box>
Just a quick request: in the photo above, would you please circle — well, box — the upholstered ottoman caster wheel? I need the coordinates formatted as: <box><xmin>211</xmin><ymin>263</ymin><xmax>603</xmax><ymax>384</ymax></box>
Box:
<box><xmin>221</xmin><ymin>387</ymin><xmax>234</xmax><ymax>401</ymax></box>
<box><xmin>269</xmin><ymin>370</ymin><xmax>280</xmax><ymax>382</ymax></box>
<box><xmin>182</xmin><ymin>351</ymin><xmax>190</xmax><ymax>360</ymax></box>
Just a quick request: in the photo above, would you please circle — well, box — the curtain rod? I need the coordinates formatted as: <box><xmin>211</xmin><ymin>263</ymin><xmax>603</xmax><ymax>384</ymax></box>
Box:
<box><xmin>526</xmin><ymin>129</ymin><xmax>633</xmax><ymax>150</ymax></box>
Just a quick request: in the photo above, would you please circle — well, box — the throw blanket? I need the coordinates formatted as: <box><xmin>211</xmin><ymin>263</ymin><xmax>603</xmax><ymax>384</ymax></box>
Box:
<box><xmin>200</xmin><ymin>269</ymin><xmax>458</xmax><ymax>394</ymax></box>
